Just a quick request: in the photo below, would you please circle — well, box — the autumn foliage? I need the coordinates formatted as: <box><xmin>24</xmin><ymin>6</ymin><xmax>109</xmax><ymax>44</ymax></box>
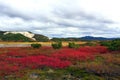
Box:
<box><xmin>0</xmin><ymin>46</ymin><xmax>108</xmax><ymax>77</ymax></box>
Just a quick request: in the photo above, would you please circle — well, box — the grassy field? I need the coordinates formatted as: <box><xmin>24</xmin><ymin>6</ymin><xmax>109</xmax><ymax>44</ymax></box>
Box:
<box><xmin>0</xmin><ymin>41</ymin><xmax>86</xmax><ymax>46</ymax></box>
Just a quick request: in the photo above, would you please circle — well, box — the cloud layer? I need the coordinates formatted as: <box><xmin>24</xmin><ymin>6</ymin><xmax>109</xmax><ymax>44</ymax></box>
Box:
<box><xmin>0</xmin><ymin>0</ymin><xmax>120</xmax><ymax>38</ymax></box>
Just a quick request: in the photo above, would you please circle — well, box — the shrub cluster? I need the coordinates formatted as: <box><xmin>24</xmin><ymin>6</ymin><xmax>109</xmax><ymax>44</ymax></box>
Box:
<box><xmin>100</xmin><ymin>39</ymin><xmax>120</xmax><ymax>51</ymax></box>
<box><xmin>51</xmin><ymin>42</ymin><xmax>62</xmax><ymax>49</ymax></box>
<box><xmin>31</xmin><ymin>43</ymin><xmax>41</xmax><ymax>48</ymax></box>
<box><xmin>68</xmin><ymin>42</ymin><xmax>80</xmax><ymax>48</ymax></box>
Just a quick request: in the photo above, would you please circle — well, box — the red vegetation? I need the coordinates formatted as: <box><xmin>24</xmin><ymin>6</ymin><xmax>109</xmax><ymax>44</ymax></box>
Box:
<box><xmin>78</xmin><ymin>46</ymin><xmax>108</xmax><ymax>53</ymax></box>
<box><xmin>6</xmin><ymin>55</ymin><xmax>71</xmax><ymax>69</ymax></box>
<box><xmin>0</xmin><ymin>46</ymin><xmax>108</xmax><ymax>76</ymax></box>
<box><xmin>52</xmin><ymin>46</ymin><xmax>108</xmax><ymax>61</ymax></box>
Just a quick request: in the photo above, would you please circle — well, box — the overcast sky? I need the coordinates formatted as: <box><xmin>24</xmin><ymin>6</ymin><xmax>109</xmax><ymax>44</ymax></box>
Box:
<box><xmin>0</xmin><ymin>0</ymin><xmax>120</xmax><ymax>38</ymax></box>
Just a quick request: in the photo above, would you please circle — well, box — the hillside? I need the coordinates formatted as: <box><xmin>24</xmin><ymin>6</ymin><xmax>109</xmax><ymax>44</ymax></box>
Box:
<box><xmin>0</xmin><ymin>31</ymin><xmax>49</xmax><ymax>42</ymax></box>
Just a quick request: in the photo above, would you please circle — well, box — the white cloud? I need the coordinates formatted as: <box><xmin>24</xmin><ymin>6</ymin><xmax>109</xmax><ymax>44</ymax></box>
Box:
<box><xmin>0</xmin><ymin>0</ymin><xmax>120</xmax><ymax>38</ymax></box>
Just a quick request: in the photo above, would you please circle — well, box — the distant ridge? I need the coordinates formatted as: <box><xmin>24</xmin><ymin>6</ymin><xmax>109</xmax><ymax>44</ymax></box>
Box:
<box><xmin>51</xmin><ymin>36</ymin><xmax>119</xmax><ymax>41</ymax></box>
<box><xmin>80</xmin><ymin>36</ymin><xmax>118</xmax><ymax>40</ymax></box>
<box><xmin>0</xmin><ymin>31</ymin><xmax>119</xmax><ymax>41</ymax></box>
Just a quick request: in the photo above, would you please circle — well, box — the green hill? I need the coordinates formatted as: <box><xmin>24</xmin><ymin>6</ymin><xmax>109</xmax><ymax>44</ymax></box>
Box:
<box><xmin>0</xmin><ymin>31</ymin><xmax>49</xmax><ymax>42</ymax></box>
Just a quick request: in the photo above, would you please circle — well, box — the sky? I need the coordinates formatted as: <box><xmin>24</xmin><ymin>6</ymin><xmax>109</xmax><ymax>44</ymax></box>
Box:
<box><xmin>0</xmin><ymin>0</ymin><xmax>120</xmax><ymax>38</ymax></box>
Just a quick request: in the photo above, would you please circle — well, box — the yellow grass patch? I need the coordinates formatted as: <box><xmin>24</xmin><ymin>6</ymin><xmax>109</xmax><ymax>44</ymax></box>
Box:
<box><xmin>0</xmin><ymin>41</ymin><xmax>86</xmax><ymax>46</ymax></box>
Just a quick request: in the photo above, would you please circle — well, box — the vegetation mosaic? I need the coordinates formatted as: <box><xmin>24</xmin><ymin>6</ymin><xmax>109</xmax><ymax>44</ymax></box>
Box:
<box><xmin>0</xmin><ymin>40</ymin><xmax>120</xmax><ymax>80</ymax></box>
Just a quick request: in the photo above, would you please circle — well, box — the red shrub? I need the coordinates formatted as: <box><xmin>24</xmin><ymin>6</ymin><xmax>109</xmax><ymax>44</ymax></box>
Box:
<box><xmin>78</xmin><ymin>46</ymin><xmax>108</xmax><ymax>53</ymax></box>
<box><xmin>6</xmin><ymin>55</ymin><xmax>71</xmax><ymax>69</ymax></box>
<box><xmin>0</xmin><ymin>62</ymin><xmax>19</xmax><ymax>76</ymax></box>
<box><xmin>52</xmin><ymin>48</ymin><xmax>95</xmax><ymax>61</ymax></box>
<box><xmin>5</xmin><ymin>51</ymin><xmax>28</xmax><ymax>57</ymax></box>
<box><xmin>0</xmin><ymin>46</ymin><xmax>108</xmax><ymax>77</ymax></box>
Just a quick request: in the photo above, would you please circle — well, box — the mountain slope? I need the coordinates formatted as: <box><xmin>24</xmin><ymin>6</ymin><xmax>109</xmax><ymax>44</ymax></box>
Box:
<box><xmin>0</xmin><ymin>31</ymin><xmax>49</xmax><ymax>42</ymax></box>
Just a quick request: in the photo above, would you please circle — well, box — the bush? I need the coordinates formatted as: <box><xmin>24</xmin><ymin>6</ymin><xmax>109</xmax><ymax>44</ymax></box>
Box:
<box><xmin>68</xmin><ymin>42</ymin><xmax>80</xmax><ymax>49</ymax></box>
<box><xmin>100</xmin><ymin>39</ymin><xmax>120</xmax><ymax>51</ymax></box>
<box><xmin>31</xmin><ymin>43</ymin><xmax>41</xmax><ymax>48</ymax></box>
<box><xmin>51</xmin><ymin>42</ymin><xmax>62</xmax><ymax>49</ymax></box>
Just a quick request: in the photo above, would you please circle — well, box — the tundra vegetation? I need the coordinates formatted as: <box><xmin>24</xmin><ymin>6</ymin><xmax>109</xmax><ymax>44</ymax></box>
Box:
<box><xmin>0</xmin><ymin>39</ymin><xmax>119</xmax><ymax>80</ymax></box>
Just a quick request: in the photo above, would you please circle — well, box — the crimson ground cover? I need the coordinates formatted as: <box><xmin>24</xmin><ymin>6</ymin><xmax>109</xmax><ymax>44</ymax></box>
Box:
<box><xmin>0</xmin><ymin>46</ymin><xmax>115</xmax><ymax>79</ymax></box>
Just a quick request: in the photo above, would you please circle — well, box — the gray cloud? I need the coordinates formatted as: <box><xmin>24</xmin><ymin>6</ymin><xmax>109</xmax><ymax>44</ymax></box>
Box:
<box><xmin>0</xmin><ymin>0</ymin><xmax>119</xmax><ymax>38</ymax></box>
<box><xmin>0</xmin><ymin>4</ymin><xmax>29</xmax><ymax>20</ymax></box>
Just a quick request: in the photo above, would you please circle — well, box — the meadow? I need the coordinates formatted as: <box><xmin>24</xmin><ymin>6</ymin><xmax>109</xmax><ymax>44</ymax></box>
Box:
<box><xmin>0</xmin><ymin>41</ymin><xmax>119</xmax><ymax>80</ymax></box>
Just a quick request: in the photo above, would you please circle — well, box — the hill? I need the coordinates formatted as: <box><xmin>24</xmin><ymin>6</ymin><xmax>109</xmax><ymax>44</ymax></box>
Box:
<box><xmin>0</xmin><ymin>31</ymin><xmax>49</xmax><ymax>42</ymax></box>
